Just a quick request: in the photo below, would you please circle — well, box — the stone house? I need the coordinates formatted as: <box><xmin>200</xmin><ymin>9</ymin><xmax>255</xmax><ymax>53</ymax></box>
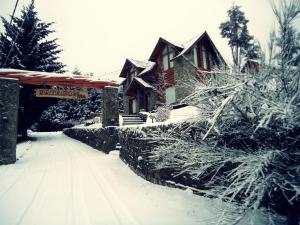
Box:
<box><xmin>120</xmin><ymin>31</ymin><xmax>227</xmax><ymax>114</ymax></box>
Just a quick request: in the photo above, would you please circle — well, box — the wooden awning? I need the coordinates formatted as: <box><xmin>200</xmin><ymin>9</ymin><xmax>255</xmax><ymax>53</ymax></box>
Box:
<box><xmin>0</xmin><ymin>69</ymin><xmax>118</xmax><ymax>88</ymax></box>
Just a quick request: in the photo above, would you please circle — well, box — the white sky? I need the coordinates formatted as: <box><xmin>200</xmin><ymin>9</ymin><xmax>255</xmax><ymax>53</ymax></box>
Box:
<box><xmin>0</xmin><ymin>0</ymin><xmax>297</xmax><ymax>81</ymax></box>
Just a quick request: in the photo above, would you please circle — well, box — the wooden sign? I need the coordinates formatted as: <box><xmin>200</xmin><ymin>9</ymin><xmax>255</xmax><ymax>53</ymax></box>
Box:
<box><xmin>35</xmin><ymin>89</ymin><xmax>88</xmax><ymax>99</ymax></box>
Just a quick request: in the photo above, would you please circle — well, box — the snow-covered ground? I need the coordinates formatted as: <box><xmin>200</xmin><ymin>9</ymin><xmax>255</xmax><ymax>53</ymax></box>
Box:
<box><xmin>0</xmin><ymin>132</ymin><xmax>225</xmax><ymax>225</ymax></box>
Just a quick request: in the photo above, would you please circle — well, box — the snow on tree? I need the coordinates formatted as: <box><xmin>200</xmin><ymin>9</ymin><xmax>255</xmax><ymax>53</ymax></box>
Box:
<box><xmin>0</xmin><ymin>1</ymin><xmax>65</xmax><ymax>72</ymax></box>
<box><xmin>0</xmin><ymin>1</ymin><xmax>66</xmax><ymax>137</ymax></box>
<box><xmin>38</xmin><ymin>88</ymin><xmax>101</xmax><ymax>131</ymax></box>
<box><xmin>150</xmin><ymin>1</ymin><xmax>300</xmax><ymax>224</ymax></box>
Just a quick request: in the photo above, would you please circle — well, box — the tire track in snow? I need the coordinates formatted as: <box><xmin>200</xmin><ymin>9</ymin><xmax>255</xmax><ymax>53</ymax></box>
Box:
<box><xmin>72</xmin><ymin>138</ymin><xmax>140</xmax><ymax>225</ymax></box>
<box><xmin>68</xmin><ymin>142</ymin><xmax>92</xmax><ymax>225</ymax></box>
<box><xmin>14</xmin><ymin>138</ymin><xmax>55</xmax><ymax>225</ymax></box>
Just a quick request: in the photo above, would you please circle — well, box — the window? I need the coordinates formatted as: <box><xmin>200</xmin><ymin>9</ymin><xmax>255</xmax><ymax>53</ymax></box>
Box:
<box><xmin>163</xmin><ymin>48</ymin><xmax>169</xmax><ymax>70</ymax></box>
<box><xmin>169</xmin><ymin>51</ymin><xmax>174</xmax><ymax>68</ymax></box>
<box><xmin>202</xmin><ymin>46</ymin><xmax>208</xmax><ymax>70</ymax></box>
<box><xmin>208</xmin><ymin>52</ymin><xmax>213</xmax><ymax>69</ymax></box>
<box><xmin>162</xmin><ymin>45</ymin><xmax>174</xmax><ymax>70</ymax></box>
<box><xmin>165</xmin><ymin>86</ymin><xmax>176</xmax><ymax>105</ymax></box>
<box><xmin>186</xmin><ymin>46</ymin><xmax>198</xmax><ymax>67</ymax></box>
<box><xmin>193</xmin><ymin>46</ymin><xmax>198</xmax><ymax>67</ymax></box>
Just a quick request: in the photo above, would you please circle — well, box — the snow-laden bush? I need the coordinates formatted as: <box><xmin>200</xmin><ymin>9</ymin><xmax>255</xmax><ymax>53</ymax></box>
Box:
<box><xmin>37</xmin><ymin>89</ymin><xmax>101</xmax><ymax>131</ymax></box>
<box><xmin>151</xmin><ymin>69</ymin><xmax>300</xmax><ymax>223</ymax></box>
<box><xmin>151</xmin><ymin>1</ymin><xmax>300</xmax><ymax>224</ymax></box>
<box><xmin>152</xmin><ymin>105</ymin><xmax>171</xmax><ymax>122</ymax></box>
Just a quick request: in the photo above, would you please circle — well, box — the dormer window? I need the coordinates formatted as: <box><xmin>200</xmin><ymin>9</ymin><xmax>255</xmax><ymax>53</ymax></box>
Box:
<box><xmin>162</xmin><ymin>45</ymin><xmax>174</xmax><ymax>71</ymax></box>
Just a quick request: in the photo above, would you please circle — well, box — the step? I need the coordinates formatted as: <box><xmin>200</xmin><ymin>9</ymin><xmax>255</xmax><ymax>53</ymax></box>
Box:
<box><xmin>123</xmin><ymin>122</ymin><xmax>145</xmax><ymax>125</ymax></box>
<box><xmin>122</xmin><ymin>115</ymin><xmax>141</xmax><ymax>117</ymax></box>
<box><xmin>123</xmin><ymin>118</ymin><xmax>144</xmax><ymax>122</ymax></box>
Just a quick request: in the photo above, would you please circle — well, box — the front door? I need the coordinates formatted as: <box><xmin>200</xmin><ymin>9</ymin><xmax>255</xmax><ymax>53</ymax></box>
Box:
<box><xmin>144</xmin><ymin>94</ymin><xmax>149</xmax><ymax>111</ymax></box>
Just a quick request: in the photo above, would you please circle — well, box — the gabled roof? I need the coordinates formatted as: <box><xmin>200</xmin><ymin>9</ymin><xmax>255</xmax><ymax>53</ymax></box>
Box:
<box><xmin>149</xmin><ymin>37</ymin><xmax>184</xmax><ymax>61</ymax></box>
<box><xmin>119</xmin><ymin>58</ymin><xmax>153</xmax><ymax>78</ymax></box>
<box><xmin>128</xmin><ymin>58</ymin><xmax>152</xmax><ymax>69</ymax></box>
<box><xmin>174</xmin><ymin>31</ymin><xmax>227</xmax><ymax>65</ymax></box>
<box><xmin>138</xmin><ymin>62</ymin><xmax>156</xmax><ymax>77</ymax></box>
<box><xmin>126</xmin><ymin>77</ymin><xmax>155</xmax><ymax>96</ymax></box>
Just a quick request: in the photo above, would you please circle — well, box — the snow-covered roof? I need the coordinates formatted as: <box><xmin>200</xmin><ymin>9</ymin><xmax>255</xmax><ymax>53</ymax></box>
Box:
<box><xmin>138</xmin><ymin>62</ymin><xmax>156</xmax><ymax>76</ymax></box>
<box><xmin>149</xmin><ymin>37</ymin><xmax>184</xmax><ymax>61</ymax></box>
<box><xmin>160</xmin><ymin>37</ymin><xmax>184</xmax><ymax>49</ymax></box>
<box><xmin>0</xmin><ymin>69</ymin><xmax>118</xmax><ymax>88</ymax></box>
<box><xmin>119</xmin><ymin>58</ymin><xmax>154</xmax><ymax>78</ymax></box>
<box><xmin>175</xmin><ymin>33</ymin><xmax>205</xmax><ymax>58</ymax></box>
<box><xmin>173</xmin><ymin>31</ymin><xmax>227</xmax><ymax>66</ymax></box>
<box><xmin>134</xmin><ymin>77</ymin><xmax>155</xmax><ymax>89</ymax></box>
<box><xmin>126</xmin><ymin>77</ymin><xmax>155</xmax><ymax>96</ymax></box>
<box><xmin>127</xmin><ymin>58</ymin><xmax>153</xmax><ymax>69</ymax></box>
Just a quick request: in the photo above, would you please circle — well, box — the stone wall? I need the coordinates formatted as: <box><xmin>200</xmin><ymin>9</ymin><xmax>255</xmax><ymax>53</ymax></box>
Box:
<box><xmin>118</xmin><ymin>126</ymin><xmax>202</xmax><ymax>191</ymax></box>
<box><xmin>0</xmin><ymin>78</ymin><xmax>19</xmax><ymax>165</ymax></box>
<box><xmin>63</xmin><ymin>126</ymin><xmax>119</xmax><ymax>153</ymax></box>
<box><xmin>117</xmin><ymin>129</ymin><xmax>171</xmax><ymax>183</ymax></box>
<box><xmin>173</xmin><ymin>57</ymin><xmax>197</xmax><ymax>103</ymax></box>
<box><xmin>102</xmin><ymin>86</ymin><xmax>119</xmax><ymax>127</ymax></box>
<box><xmin>123</xmin><ymin>95</ymin><xmax>130</xmax><ymax>115</ymax></box>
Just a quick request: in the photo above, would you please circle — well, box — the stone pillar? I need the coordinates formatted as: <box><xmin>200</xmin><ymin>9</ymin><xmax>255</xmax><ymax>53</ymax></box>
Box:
<box><xmin>102</xmin><ymin>86</ymin><xmax>119</xmax><ymax>127</ymax></box>
<box><xmin>0</xmin><ymin>78</ymin><xmax>19</xmax><ymax>165</ymax></box>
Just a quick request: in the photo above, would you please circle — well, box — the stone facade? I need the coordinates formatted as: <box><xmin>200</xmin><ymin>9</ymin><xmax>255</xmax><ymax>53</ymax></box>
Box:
<box><xmin>173</xmin><ymin>57</ymin><xmax>197</xmax><ymax>103</ymax></box>
<box><xmin>102</xmin><ymin>86</ymin><xmax>119</xmax><ymax>127</ymax></box>
<box><xmin>0</xmin><ymin>78</ymin><xmax>19</xmax><ymax>165</ymax></box>
<box><xmin>123</xmin><ymin>95</ymin><xmax>130</xmax><ymax>114</ymax></box>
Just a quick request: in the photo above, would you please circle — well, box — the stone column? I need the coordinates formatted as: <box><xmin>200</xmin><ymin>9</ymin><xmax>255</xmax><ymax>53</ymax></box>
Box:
<box><xmin>102</xmin><ymin>86</ymin><xmax>119</xmax><ymax>127</ymax></box>
<box><xmin>0</xmin><ymin>78</ymin><xmax>19</xmax><ymax>165</ymax></box>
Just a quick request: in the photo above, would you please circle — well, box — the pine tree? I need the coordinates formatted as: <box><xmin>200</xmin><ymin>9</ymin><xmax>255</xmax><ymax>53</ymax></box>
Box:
<box><xmin>0</xmin><ymin>1</ymin><xmax>65</xmax><ymax>137</ymax></box>
<box><xmin>219</xmin><ymin>5</ymin><xmax>257</xmax><ymax>68</ymax></box>
<box><xmin>0</xmin><ymin>1</ymin><xmax>65</xmax><ymax>72</ymax></box>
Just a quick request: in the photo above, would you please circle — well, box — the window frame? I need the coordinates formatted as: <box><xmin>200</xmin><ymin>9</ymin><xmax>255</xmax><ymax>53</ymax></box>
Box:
<box><xmin>162</xmin><ymin>45</ymin><xmax>174</xmax><ymax>71</ymax></box>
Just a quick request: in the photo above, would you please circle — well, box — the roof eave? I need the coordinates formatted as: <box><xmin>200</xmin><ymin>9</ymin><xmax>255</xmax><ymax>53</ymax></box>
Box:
<box><xmin>149</xmin><ymin>37</ymin><xmax>183</xmax><ymax>61</ymax></box>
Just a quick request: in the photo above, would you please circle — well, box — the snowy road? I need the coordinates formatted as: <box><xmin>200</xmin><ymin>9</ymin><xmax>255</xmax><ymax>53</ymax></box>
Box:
<box><xmin>0</xmin><ymin>132</ymin><xmax>220</xmax><ymax>225</ymax></box>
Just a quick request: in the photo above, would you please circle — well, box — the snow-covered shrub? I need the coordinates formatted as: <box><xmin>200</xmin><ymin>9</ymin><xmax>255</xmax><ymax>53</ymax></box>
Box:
<box><xmin>153</xmin><ymin>105</ymin><xmax>171</xmax><ymax>122</ymax></box>
<box><xmin>37</xmin><ymin>88</ymin><xmax>101</xmax><ymax>131</ymax></box>
<box><xmin>150</xmin><ymin>1</ymin><xmax>300</xmax><ymax>223</ymax></box>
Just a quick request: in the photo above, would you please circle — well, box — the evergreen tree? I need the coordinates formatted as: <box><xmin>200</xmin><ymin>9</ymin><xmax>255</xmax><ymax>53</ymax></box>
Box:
<box><xmin>0</xmin><ymin>1</ymin><xmax>65</xmax><ymax>137</ymax></box>
<box><xmin>0</xmin><ymin>1</ymin><xmax>65</xmax><ymax>72</ymax></box>
<box><xmin>219</xmin><ymin>5</ymin><xmax>257</xmax><ymax>68</ymax></box>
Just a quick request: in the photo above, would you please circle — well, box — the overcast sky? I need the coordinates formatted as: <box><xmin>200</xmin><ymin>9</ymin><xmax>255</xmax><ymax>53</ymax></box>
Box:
<box><xmin>0</xmin><ymin>0</ymin><xmax>296</xmax><ymax>81</ymax></box>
